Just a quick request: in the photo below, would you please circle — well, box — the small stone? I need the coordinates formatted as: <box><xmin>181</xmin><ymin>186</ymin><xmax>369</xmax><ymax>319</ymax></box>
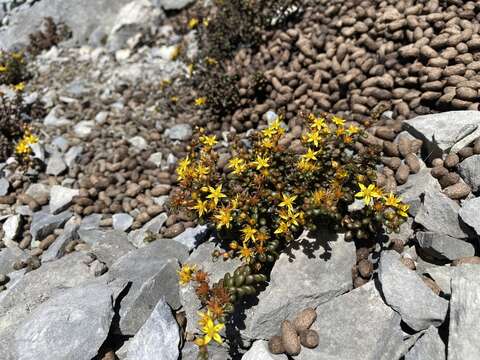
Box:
<box><xmin>457</xmin><ymin>155</ymin><xmax>480</xmax><ymax>192</ymax></box>
<box><xmin>292</xmin><ymin>308</ymin><xmax>317</xmax><ymax>332</ymax></box>
<box><xmin>112</xmin><ymin>213</ymin><xmax>133</xmax><ymax>232</ymax></box>
<box><xmin>358</xmin><ymin>259</ymin><xmax>374</xmax><ymax>278</ymax></box>
<box><xmin>148</xmin><ymin>152</ymin><xmax>163</xmax><ymax>167</ymax></box>
<box><xmin>443</xmin><ymin>182</ymin><xmax>471</xmax><ymax>199</ymax></box>
<box><xmin>299</xmin><ymin>329</ymin><xmax>319</xmax><ymax>349</ymax></box>
<box><xmin>444</xmin><ymin>153</ymin><xmax>460</xmax><ymax>168</ymax></box>
<box><xmin>49</xmin><ymin>185</ymin><xmax>80</xmax><ymax>214</ymax></box>
<box><xmin>416</xmin><ymin>232</ymin><xmax>475</xmax><ymax>262</ymax></box>
<box><xmin>128</xmin><ymin>136</ymin><xmax>147</xmax><ymax>151</ymax></box>
<box><xmin>281</xmin><ymin>320</ymin><xmax>301</xmax><ymax>356</ymax></box>
<box><xmin>452</xmin><ymin>256</ymin><xmax>480</xmax><ymax>267</ymax></box>
<box><xmin>458</xmin><ymin>197</ymin><xmax>480</xmax><ymax>236</ymax></box>
<box><xmin>46</xmin><ymin>153</ymin><xmax>67</xmax><ymax>176</ymax></box>
<box><xmin>151</xmin><ymin>184</ymin><xmax>171</xmax><ymax>196</ymax></box>
<box><xmin>268</xmin><ymin>336</ymin><xmax>285</xmax><ymax>355</ymax></box>
<box><xmin>401</xmin><ymin>257</ymin><xmax>416</xmax><ymax>271</ymax></box>
<box><xmin>0</xmin><ymin>178</ymin><xmax>9</xmax><ymax>196</ymax></box>
<box><xmin>163</xmin><ymin>223</ymin><xmax>185</xmax><ymax>238</ymax></box>
<box><xmin>73</xmin><ymin>120</ymin><xmax>95</xmax><ymax>138</ymax></box>
<box><xmin>166</xmin><ymin>124</ymin><xmax>192</xmax><ymax>141</ymax></box>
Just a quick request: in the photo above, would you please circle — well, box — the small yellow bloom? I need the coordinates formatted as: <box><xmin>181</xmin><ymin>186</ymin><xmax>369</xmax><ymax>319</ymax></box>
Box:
<box><xmin>397</xmin><ymin>203</ymin><xmax>410</xmax><ymax>217</ymax></box>
<box><xmin>188</xmin><ymin>18</ymin><xmax>199</xmax><ymax>29</ymax></box>
<box><xmin>355</xmin><ymin>183</ymin><xmax>382</xmax><ymax>205</ymax></box>
<box><xmin>262</xmin><ymin>126</ymin><xmax>276</xmax><ymax>138</ymax></box>
<box><xmin>252</xmin><ymin>155</ymin><xmax>270</xmax><ymax>170</ymax></box>
<box><xmin>311</xmin><ymin>116</ymin><xmax>326</xmax><ymax>131</ymax></box>
<box><xmin>306</xmin><ymin>130</ymin><xmax>321</xmax><ymax>147</ymax></box>
<box><xmin>196</xmin><ymin>164</ymin><xmax>210</xmax><ymax>176</ymax></box>
<box><xmin>274</xmin><ymin>221</ymin><xmax>289</xmax><ymax>235</ymax></box>
<box><xmin>205</xmin><ymin>57</ymin><xmax>217</xmax><ymax>65</ymax></box>
<box><xmin>203</xmin><ymin>18</ymin><xmax>209</xmax><ymax>27</ymax></box>
<box><xmin>206</xmin><ymin>185</ymin><xmax>227</xmax><ymax>206</ymax></box>
<box><xmin>241</xmin><ymin>225</ymin><xmax>257</xmax><ymax>243</ymax></box>
<box><xmin>239</xmin><ymin>246</ymin><xmax>253</xmax><ymax>262</ymax></box>
<box><xmin>347</xmin><ymin>125</ymin><xmax>360</xmax><ymax>135</ymax></box>
<box><xmin>302</xmin><ymin>148</ymin><xmax>319</xmax><ymax>162</ymax></box>
<box><xmin>384</xmin><ymin>192</ymin><xmax>401</xmax><ymax>208</ymax></box>
<box><xmin>195</xmin><ymin>97</ymin><xmax>207</xmax><ymax>106</ymax></box>
<box><xmin>187</xmin><ymin>63</ymin><xmax>194</xmax><ymax>76</ymax></box>
<box><xmin>0</xmin><ymin>65</ymin><xmax>7</xmax><ymax>72</ymax></box>
<box><xmin>14</xmin><ymin>82</ymin><xmax>25</xmax><ymax>92</ymax></box>
<box><xmin>178</xmin><ymin>264</ymin><xmax>196</xmax><ymax>285</ymax></box>
<box><xmin>332</xmin><ymin>116</ymin><xmax>345</xmax><ymax>126</ymax></box>
<box><xmin>191</xmin><ymin>199</ymin><xmax>209</xmax><ymax>217</ymax></box>
<box><xmin>201</xmin><ymin>318</ymin><xmax>224</xmax><ymax>345</ymax></box>
<box><xmin>278</xmin><ymin>193</ymin><xmax>297</xmax><ymax>212</ymax></box>
<box><xmin>197</xmin><ymin>310</ymin><xmax>213</xmax><ymax>328</ymax></box>
<box><xmin>200</xmin><ymin>135</ymin><xmax>217</xmax><ymax>147</ymax></box>
<box><xmin>228</xmin><ymin>157</ymin><xmax>246</xmax><ymax>175</ymax></box>
<box><xmin>214</xmin><ymin>208</ymin><xmax>232</xmax><ymax>230</ymax></box>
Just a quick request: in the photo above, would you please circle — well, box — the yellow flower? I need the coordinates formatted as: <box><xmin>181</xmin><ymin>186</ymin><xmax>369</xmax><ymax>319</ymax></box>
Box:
<box><xmin>336</xmin><ymin>127</ymin><xmax>345</xmax><ymax>136</ymax></box>
<box><xmin>312</xmin><ymin>189</ymin><xmax>326</xmax><ymax>205</ymax></box>
<box><xmin>297</xmin><ymin>159</ymin><xmax>317</xmax><ymax>172</ymax></box>
<box><xmin>195</xmin><ymin>97</ymin><xmax>207</xmax><ymax>106</ymax></box>
<box><xmin>14</xmin><ymin>82</ymin><xmax>25</xmax><ymax>92</ymax></box>
<box><xmin>228</xmin><ymin>157</ymin><xmax>247</xmax><ymax>175</ymax></box>
<box><xmin>0</xmin><ymin>65</ymin><xmax>6</xmax><ymax>72</ymax></box>
<box><xmin>384</xmin><ymin>192</ymin><xmax>401</xmax><ymax>208</ymax></box>
<box><xmin>196</xmin><ymin>164</ymin><xmax>210</xmax><ymax>176</ymax></box>
<box><xmin>177</xmin><ymin>156</ymin><xmax>192</xmax><ymax>180</ymax></box>
<box><xmin>278</xmin><ymin>193</ymin><xmax>297</xmax><ymax>212</ymax></box>
<box><xmin>206</xmin><ymin>185</ymin><xmax>227</xmax><ymax>206</ymax></box>
<box><xmin>197</xmin><ymin>310</ymin><xmax>213</xmax><ymax>328</ymax></box>
<box><xmin>200</xmin><ymin>135</ymin><xmax>217</xmax><ymax>147</ymax></box>
<box><xmin>241</xmin><ymin>225</ymin><xmax>257</xmax><ymax>243</ymax></box>
<box><xmin>214</xmin><ymin>208</ymin><xmax>232</xmax><ymax>230</ymax></box>
<box><xmin>191</xmin><ymin>199</ymin><xmax>209</xmax><ymax>217</ymax></box>
<box><xmin>178</xmin><ymin>264</ymin><xmax>196</xmax><ymax>285</ymax></box>
<box><xmin>347</xmin><ymin>125</ymin><xmax>360</xmax><ymax>135</ymax></box>
<box><xmin>302</xmin><ymin>148</ymin><xmax>319</xmax><ymax>162</ymax></box>
<box><xmin>306</xmin><ymin>130</ymin><xmax>321</xmax><ymax>147</ymax></box>
<box><xmin>203</xmin><ymin>18</ymin><xmax>209</xmax><ymax>27</ymax></box>
<box><xmin>187</xmin><ymin>63</ymin><xmax>194</xmax><ymax>76</ymax></box>
<box><xmin>201</xmin><ymin>318</ymin><xmax>224</xmax><ymax>345</ymax></box>
<box><xmin>355</xmin><ymin>183</ymin><xmax>382</xmax><ymax>205</ymax></box>
<box><xmin>397</xmin><ymin>203</ymin><xmax>410</xmax><ymax>217</ymax></box>
<box><xmin>188</xmin><ymin>18</ymin><xmax>199</xmax><ymax>29</ymax></box>
<box><xmin>252</xmin><ymin>155</ymin><xmax>270</xmax><ymax>170</ymax></box>
<box><xmin>332</xmin><ymin>116</ymin><xmax>345</xmax><ymax>126</ymax></box>
<box><xmin>262</xmin><ymin>126</ymin><xmax>276</xmax><ymax>138</ymax></box>
<box><xmin>311</xmin><ymin>116</ymin><xmax>326</xmax><ymax>131</ymax></box>
<box><xmin>261</xmin><ymin>138</ymin><xmax>274</xmax><ymax>149</ymax></box>
<box><xmin>269</xmin><ymin>117</ymin><xmax>283</xmax><ymax>131</ymax></box>
<box><xmin>239</xmin><ymin>246</ymin><xmax>253</xmax><ymax>262</ymax></box>
<box><xmin>274</xmin><ymin>221</ymin><xmax>289</xmax><ymax>235</ymax></box>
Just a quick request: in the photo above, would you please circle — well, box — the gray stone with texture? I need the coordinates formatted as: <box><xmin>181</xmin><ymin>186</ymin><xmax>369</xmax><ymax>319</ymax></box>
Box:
<box><xmin>242</xmin><ymin>230</ymin><xmax>355</xmax><ymax>340</ymax></box>
<box><xmin>378</xmin><ymin>251</ymin><xmax>448</xmax><ymax>331</ymax></box>
<box><xmin>457</xmin><ymin>155</ymin><xmax>480</xmax><ymax>193</ymax></box>
<box><xmin>293</xmin><ymin>282</ymin><xmax>404</xmax><ymax>360</ymax></box>
<box><xmin>415</xmin><ymin>190</ymin><xmax>469</xmax><ymax>239</ymax></box>
<box><xmin>405</xmin><ymin>326</ymin><xmax>445</xmax><ymax>360</ymax></box>
<box><xmin>448</xmin><ymin>265</ymin><xmax>480</xmax><ymax>360</ymax></box>
<box><xmin>125</xmin><ymin>298</ymin><xmax>179</xmax><ymax>360</ymax></box>
<box><xmin>416</xmin><ymin>231</ymin><xmax>475</xmax><ymax>261</ymax></box>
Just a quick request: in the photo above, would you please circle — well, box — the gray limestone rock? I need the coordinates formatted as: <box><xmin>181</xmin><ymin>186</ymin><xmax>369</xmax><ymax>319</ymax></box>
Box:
<box><xmin>378</xmin><ymin>251</ymin><xmax>448</xmax><ymax>331</ymax></box>
<box><xmin>294</xmin><ymin>282</ymin><xmax>404</xmax><ymax>360</ymax></box>
<box><xmin>448</xmin><ymin>265</ymin><xmax>480</xmax><ymax>360</ymax></box>
<box><xmin>242</xmin><ymin>230</ymin><xmax>355</xmax><ymax>340</ymax></box>
<box><xmin>125</xmin><ymin>298</ymin><xmax>179</xmax><ymax>360</ymax></box>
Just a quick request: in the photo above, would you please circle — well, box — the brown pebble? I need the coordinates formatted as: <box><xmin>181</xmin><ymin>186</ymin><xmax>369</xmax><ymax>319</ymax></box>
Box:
<box><xmin>353</xmin><ymin>276</ymin><xmax>369</xmax><ymax>288</ymax></box>
<box><xmin>356</xmin><ymin>247</ymin><xmax>369</xmax><ymax>262</ymax></box>
<box><xmin>13</xmin><ymin>260</ymin><xmax>27</xmax><ymax>270</ymax></box>
<box><xmin>444</xmin><ymin>153</ymin><xmax>460</xmax><ymax>168</ymax></box>
<box><xmin>281</xmin><ymin>320</ymin><xmax>301</xmax><ymax>356</ymax></box>
<box><xmin>431</xmin><ymin>158</ymin><xmax>443</xmax><ymax>167</ymax></box>
<box><xmin>405</xmin><ymin>153</ymin><xmax>421</xmax><ymax>173</ymax></box>
<box><xmin>299</xmin><ymin>329</ymin><xmax>319</xmax><ymax>349</ymax></box>
<box><xmin>443</xmin><ymin>182</ymin><xmax>471</xmax><ymax>199</ymax></box>
<box><xmin>30</xmin><ymin>248</ymin><xmax>43</xmax><ymax>257</ymax></box>
<box><xmin>163</xmin><ymin>223</ymin><xmax>185</xmax><ymax>238</ymax></box>
<box><xmin>474</xmin><ymin>138</ymin><xmax>480</xmax><ymax>154</ymax></box>
<box><xmin>439</xmin><ymin>172</ymin><xmax>460</xmax><ymax>188</ymax></box>
<box><xmin>292</xmin><ymin>308</ymin><xmax>317</xmax><ymax>332</ymax></box>
<box><xmin>431</xmin><ymin>166</ymin><xmax>448</xmax><ymax>179</ymax></box>
<box><xmin>39</xmin><ymin>234</ymin><xmax>56</xmax><ymax>250</ymax></box>
<box><xmin>268</xmin><ymin>336</ymin><xmax>285</xmax><ymax>355</ymax></box>
<box><xmin>0</xmin><ymin>195</ymin><xmax>15</xmax><ymax>205</ymax></box>
<box><xmin>458</xmin><ymin>147</ymin><xmax>473</xmax><ymax>159</ymax></box>
<box><xmin>395</xmin><ymin>164</ymin><xmax>410</xmax><ymax>185</ymax></box>
<box><xmin>398</xmin><ymin>137</ymin><xmax>412</xmax><ymax>157</ymax></box>
<box><xmin>19</xmin><ymin>236</ymin><xmax>31</xmax><ymax>250</ymax></box>
<box><xmin>390</xmin><ymin>238</ymin><xmax>404</xmax><ymax>254</ymax></box>
<box><xmin>357</xmin><ymin>259</ymin><xmax>374</xmax><ymax>278</ymax></box>
<box><xmin>151</xmin><ymin>184</ymin><xmax>172</xmax><ymax>196</ymax></box>
<box><xmin>382</xmin><ymin>157</ymin><xmax>401</xmax><ymax>170</ymax></box>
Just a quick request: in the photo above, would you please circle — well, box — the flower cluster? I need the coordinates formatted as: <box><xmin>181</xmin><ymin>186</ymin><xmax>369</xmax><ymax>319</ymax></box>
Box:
<box><xmin>0</xmin><ymin>51</ymin><xmax>27</xmax><ymax>88</ymax></box>
<box><xmin>170</xmin><ymin>113</ymin><xmax>409</xmax><ymax>357</ymax></box>
<box><xmin>15</xmin><ymin>126</ymin><xmax>39</xmax><ymax>163</ymax></box>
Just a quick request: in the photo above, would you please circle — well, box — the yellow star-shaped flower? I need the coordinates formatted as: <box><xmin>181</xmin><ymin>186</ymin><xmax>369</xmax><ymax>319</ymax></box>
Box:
<box><xmin>355</xmin><ymin>183</ymin><xmax>382</xmax><ymax>205</ymax></box>
<box><xmin>302</xmin><ymin>148</ymin><xmax>319</xmax><ymax>162</ymax></box>
<box><xmin>206</xmin><ymin>185</ymin><xmax>227</xmax><ymax>206</ymax></box>
<box><xmin>241</xmin><ymin>225</ymin><xmax>257</xmax><ymax>243</ymax></box>
<box><xmin>306</xmin><ymin>130</ymin><xmax>321</xmax><ymax>147</ymax></box>
<box><xmin>252</xmin><ymin>155</ymin><xmax>270</xmax><ymax>170</ymax></box>
<box><xmin>278</xmin><ymin>193</ymin><xmax>297</xmax><ymax>211</ymax></box>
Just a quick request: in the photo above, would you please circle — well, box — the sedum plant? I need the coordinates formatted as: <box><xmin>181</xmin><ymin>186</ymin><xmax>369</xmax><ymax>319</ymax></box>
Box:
<box><xmin>169</xmin><ymin>113</ymin><xmax>409</xmax><ymax>358</ymax></box>
<box><xmin>0</xmin><ymin>51</ymin><xmax>27</xmax><ymax>89</ymax></box>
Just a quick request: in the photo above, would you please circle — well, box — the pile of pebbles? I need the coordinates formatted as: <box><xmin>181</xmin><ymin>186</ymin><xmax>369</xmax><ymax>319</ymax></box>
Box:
<box><xmin>202</xmin><ymin>0</ymin><xmax>480</xmax><ymax>133</ymax></box>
